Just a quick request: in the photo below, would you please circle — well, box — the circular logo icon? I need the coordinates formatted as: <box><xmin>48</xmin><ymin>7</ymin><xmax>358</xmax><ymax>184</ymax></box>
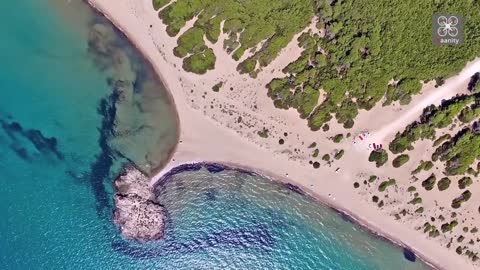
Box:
<box><xmin>449</xmin><ymin>16</ymin><xmax>459</xmax><ymax>26</ymax></box>
<box><xmin>437</xmin><ymin>16</ymin><xmax>459</xmax><ymax>37</ymax></box>
<box><xmin>438</xmin><ymin>16</ymin><xmax>448</xmax><ymax>26</ymax></box>
<box><xmin>437</xmin><ymin>27</ymin><xmax>447</xmax><ymax>37</ymax></box>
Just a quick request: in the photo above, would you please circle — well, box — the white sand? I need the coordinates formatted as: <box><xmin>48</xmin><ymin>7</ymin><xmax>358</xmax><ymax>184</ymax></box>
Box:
<box><xmin>88</xmin><ymin>0</ymin><xmax>480</xmax><ymax>269</ymax></box>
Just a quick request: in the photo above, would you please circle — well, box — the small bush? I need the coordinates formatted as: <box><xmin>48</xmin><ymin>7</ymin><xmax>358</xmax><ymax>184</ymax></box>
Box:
<box><xmin>378</xmin><ymin>178</ymin><xmax>396</xmax><ymax>192</ymax></box>
<box><xmin>451</xmin><ymin>190</ymin><xmax>472</xmax><ymax>209</ymax></box>
<box><xmin>409</xmin><ymin>197</ymin><xmax>422</xmax><ymax>205</ymax></box>
<box><xmin>334</xmin><ymin>149</ymin><xmax>345</xmax><ymax>160</ymax></box>
<box><xmin>392</xmin><ymin>154</ymin><xmax>410</xmax><ymax>168</ymax></box>
<box><xmin>458</xmin><ymin>177</ymin><xmax>473</xmax><ymax>189</ymax></box>
<box><xmin>421</xmin><ymin>174</ymin><xmax>436</xmax><ymax>191</ymax></box>
<box><xmin>437</xmin><ymin>177</ymin><xmax>451</xmax><ymax>191</ymax></box>
<box><xmin>332</xmin><ymin>134</ymin><xmax>344</xmax><ymax>143</ymax></box>
<box><xmin>257</xmin><ymin>127</ymin><xmax>269</xmax><ymax>138</ymax></box>
<box><xmin>212</xmin><ymin>81</ymin><xmax>223</xmax><ymax>92</ymax></box>
<box><xmin>368</xmin><ymin>150</ymin><xmax>388</xmax><ymax>167</ymax></box>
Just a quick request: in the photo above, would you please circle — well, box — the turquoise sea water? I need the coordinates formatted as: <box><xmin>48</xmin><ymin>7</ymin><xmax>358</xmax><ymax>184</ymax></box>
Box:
<box><xmin>0</xmin><ymin>0</ymin><xmax>431</xmax><ymax>269</ymax></box>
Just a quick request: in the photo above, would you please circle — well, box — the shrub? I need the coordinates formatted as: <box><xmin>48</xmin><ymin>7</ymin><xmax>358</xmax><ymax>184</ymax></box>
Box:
<box><xmin>378</xmin><ymin>178</ymin><xmax>396</xmax><ymax>192</ymax></box>
<box><xmin>212</xmin><ymin>81</ymin><xmax>223</xmax><ymax>92</ymax></box>
<box><xmin>415</xmin><ymin>207</ymin><xmax>424</xmax><ymax>214</ymax></box>
<box><xmin>433</xmin><ymin>134</ymin><xmax>451</xmax><ymax>147</ymax></box>
<box><xmin>409</xmin><ymin>197</ymin><xmax>422</xmax><ymax>205</ymax></box>
<box><xmin>392</xmin><ymin>154</ymin><xmax>410</xmax><ymax>168</ymax></box>
<box><xmin>182</xmin><ymin>48</ymin><xmax>216</xmax><ymax>74</ymax></box>
<box><xmin>334</xmin><ymin>149</ymin><xmax>345</xmax><ymax>160</ymax></box>
<box><xmin>322</xmin><ymin>154</ymin><xmax>330</xmax><ymax>161</ymax></box>
<box><xmin>407</xmin><ymin>186</ymin><xmax>416</xmax><ymax>192</ymax></box>
<box><xmin>421</xmin><ymin>174</ymin><xmax>436</xmax><ymax>191</ymax></box>
<box><xmin>257</xmin><ymin>127</ymin><xmax>269</xmax><ymax>138</ymax></box>
<box><xmin>458</xmin><ymin>177</ymin><xmax>473</xmax><ymax>189</ymax></box>
<box><xmin>437</xmin><ymin>177</ymin><xmax>451</xmax><ymax>191</ymax></box>
<box><xmin>441</xmin><ymin>220</ymin><xmax>458</xmax><ymax>233</ymax></box>
<box><xmin>152</xmin><ymin>0</ymin><xmax>170</xmax><ymax>10</ymax></box>
<box><xmin>451</xmin><ymin>190</ymin><xmax>472</xmax><ymax>209</ymax></box>
<box><xmin>368</xmin><ymin>149</ymin><xmax>388</xmax><ymax>167</ymax></box>
<box><xmin>368</xmin><ymin>175</ymin><xmax>378</xmax><ymax>183</ymax></box>
<box><xmin>332</xmin><ymin>134</ymin><xmax>344</xmax><ymax>143</ymax></box>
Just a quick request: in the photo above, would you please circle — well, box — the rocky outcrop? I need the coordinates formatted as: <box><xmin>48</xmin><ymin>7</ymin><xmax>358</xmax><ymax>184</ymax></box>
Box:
<box><xmin>113</xmin><ymin>166</ymin><xmax>165</xmax><ymax>242</ymax></box>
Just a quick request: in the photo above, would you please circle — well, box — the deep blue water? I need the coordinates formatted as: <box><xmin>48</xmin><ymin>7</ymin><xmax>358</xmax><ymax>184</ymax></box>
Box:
<box><xmin>0</xmin><ymin>1</ymin><xmax>431</xmax><ymax>269</ymax></box>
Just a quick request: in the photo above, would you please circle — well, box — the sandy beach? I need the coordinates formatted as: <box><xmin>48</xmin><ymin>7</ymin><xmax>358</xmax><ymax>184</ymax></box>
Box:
<box><xmin>87</xmin><ymin>0</ymin><xmax>480</xmax><ymax>269</ymax></box>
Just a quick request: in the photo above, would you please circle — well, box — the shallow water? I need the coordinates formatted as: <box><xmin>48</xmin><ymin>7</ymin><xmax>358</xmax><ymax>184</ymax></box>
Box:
<box><xmin>0</xmin><ymin>0</ymin><xmax>431</xmax><ymax>269</ymax></box>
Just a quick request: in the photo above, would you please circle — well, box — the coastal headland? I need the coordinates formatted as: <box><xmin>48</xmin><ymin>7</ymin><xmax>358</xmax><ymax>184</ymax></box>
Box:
<box><xmin>88</xmin><ymin>0</ymin><xmax>480</xmax><ymax>269</ymax></box>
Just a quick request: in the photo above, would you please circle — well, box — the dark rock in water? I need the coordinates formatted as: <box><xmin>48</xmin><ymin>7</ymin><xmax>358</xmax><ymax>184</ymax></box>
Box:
<box><xmin>403</xmin><ymin>248</ymin><xmax>416</xmax><ymax>262</ymax></box>
<box><xmin>205</xmin><ymin>163</ymin><xmax>225</xmax><ymax>173</ymax></box>
<box><xmin>24</xmin><ymin>129</ymin><xmax>63</xmax><ymax>159</ymax></box>
<box><xmin>113</xmin><ymin>166</ymin><xmax>165</xmax><ymax>242</ymax></box>
<box><xmin>283</xmin><ymin>183</ymin><xmax>305</xmax><ymax>196</ymax></box>
<box><xmin>0</xmin><ymin>118</ymin><xmax>64</xmax><ymax>160</ymax></box>
<box><xmin>10</xmin><ymin>144</ymin><xmax>29</xmax><ymax>161</ymax></box>
<box><xmin>205</xmin><ymin>188</ymin><xmax>218</xmax><ymax>202</ymax></box>
<box><xmin>8</xmin><ymin>121</ymin><xmax>22</xmax><ymax>132</ymax></box>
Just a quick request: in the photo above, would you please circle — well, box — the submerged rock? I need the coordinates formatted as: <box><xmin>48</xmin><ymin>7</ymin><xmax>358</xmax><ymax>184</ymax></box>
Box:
<box><xmin>113</xmin><ymin>166</ymin><xmax>165</xmax><ymax>242</ymax></box>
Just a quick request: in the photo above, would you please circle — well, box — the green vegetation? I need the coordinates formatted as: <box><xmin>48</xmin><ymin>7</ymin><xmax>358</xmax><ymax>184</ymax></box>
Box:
<box><xmin>433</xmin><ymin>134</ymin><xmax>451</xmax><ymax>147</ymax></box>
<box><xmin>392</xmin><ymin>154</ymin><xmax>409</xmax><ymax>168</ymax></box>
<box><xmin>452</xmin><ymin>190</ymin><xmax>472</xmax><ymax>209</ymax></box>
<box><xmin>182</xmin><ymin>48</ymin><xmax>216</xmax><ymax>74</ymax></box>
<box><xmin>407</xmin><ymin>186</ymin><xmax>416</xmax><ymax>192</ymax></box>
<box><xmin>409</xmin><ymin>197</ymin><xmax>422</xmax><ymax>205</ymax></box>
<box><xmin>334</xmin><ymin>149</ymin><xmax>345</xmax><ymax>160</ymax></box>
<box><xmin>424</xmin><ymin>224</ymin><xmax>440</xmax><ymax>238</ymax></box>
<box><xmin>378</xmin><ymin>178</ymin><xmax>396</xmax><ymax>192</ymax></box>
<box><xmin>368</xmin><ymin>150</ymin><xmax>388</xmax><ymax>167</ymax></box>
<box><xmin>257</xmin><ymin>127</ymin><xmax>269</xmax><ymax>138</ymax></box>
<box><xmin>332</xmin><ymin>134</ymin><xmax>344</xmax><ymax>143</ymax></box>
<box><xmin>389</xmin><ymin>95</ymin><xmax>475</xmax><ymax>154</ymax></box>
<box><xmin>415</xmin><ymin>207</ymin><xmax>424</xmax><ymax>214</ymax></box>
<box><xmin>458</xmin><ymin>177</ymin><xmax>473</xmax><ymax>189</ymax></box>
<box><xmin>441</xmin><ymin>220</ymin><xmax>459</xmax><ymax>233</ymax></box>
<box><xmin>458</xmin><ymin>104</ymin><xmax>480</xmax><ymax>123</ymax></box>
<box><xmin>423</xmin><ymin>223</ymin><xmax>440</xmax><ymax>237</ymax></box>
<box><xmin>437</xmin><ymin>177</ymin><xmax>451</xmax><ymax>191</ymax></box>
<box><xmin>412</xmin><ymin>160</ymin><xmax>434</xmax><ymax>174</ymax></box>
<box><xmin>322</xmin><ymin>154</ymin><xmax>330</xmax><ymax>161</ymax></box>
<box><xmin>368</xmin><ymin>175</ymin><xmax>378</xmax><ymax>183</ymax></box>
<box><xmin>432</xmin><ymin>129</ymin><xmax>480</xmax><ymax>175</ymax></box>
<box><xmin>312</xmin><ymin>148</ymin><xmax>319</xmax><ymax>158</ymax></box>
<box><xmin>308</xmin><ymin>142</ymin><xmax>317</xmax><ymax>148</ymax></box>
<box><xmin>156</xmin><ymin>0</ymin><xmax>313</xmax><ymax>75</ymax></box>
<box><xmin>212</xmin><ymin>81</ymin><xmax>223</xmax><ymax>92</ymax></box>
<box><xmin>153</xmin><ymin>0</ymin><xmax>170</xmax><ymax>10</ymax></box>
<box><xmin>421</xmin><ymin>174</ymin><xmax>436</xmax><ymax>191</ymax></box>
<box><xmin>267</xmin><ymin>1</ymin><xmax>480</xmax><ymax>130</ymax></box>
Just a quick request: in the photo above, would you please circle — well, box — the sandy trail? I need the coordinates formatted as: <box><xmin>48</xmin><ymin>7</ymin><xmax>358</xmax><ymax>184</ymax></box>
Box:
<box><xmin>373</xmin><ymin>59</ymin><xmax>480</xmax><ymax>142</ymax></box>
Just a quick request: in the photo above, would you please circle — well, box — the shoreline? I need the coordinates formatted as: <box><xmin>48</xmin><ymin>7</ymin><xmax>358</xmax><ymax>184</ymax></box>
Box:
<box><xmin>85</xmin><ymin>2</ymin><xmax>182</xmax><ymax>178</ymax></box>
<box><xmin>86</xmin><ymin>0</ymin><xmax>479</xmax><ymax>269</ymax></box>
<box><xmin>152</xmin><ymin>161</ymin><xmax>440</xmax><ymax>270</ymax></box>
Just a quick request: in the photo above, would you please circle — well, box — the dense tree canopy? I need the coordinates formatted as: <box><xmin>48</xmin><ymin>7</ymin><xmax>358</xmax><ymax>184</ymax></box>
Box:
<box><xmin>154</xmin><ymin>0</ymin><xmax>313</xmax><ymax>75</ymax></box>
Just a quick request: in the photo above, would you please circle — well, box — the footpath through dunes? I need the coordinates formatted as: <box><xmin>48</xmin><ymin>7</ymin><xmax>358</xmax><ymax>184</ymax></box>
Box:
<box><xmin>372</xmin><ymin>58</ymin><xmax>480</xmax><ymax>143</ymax></box>
<box><xmin>88</xmin><ymin>0</ymin><xmax>478</xmax><ymax>269</ymax></box>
